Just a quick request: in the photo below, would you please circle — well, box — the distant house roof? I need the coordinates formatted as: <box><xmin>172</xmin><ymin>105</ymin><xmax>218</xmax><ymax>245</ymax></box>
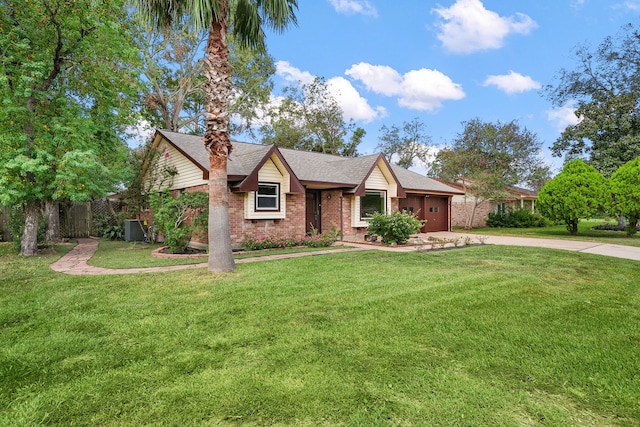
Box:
<box><xmin>155</xmin><ymin>130</ymin><xmax>463</xmax><ymax>196</ymax></box>
<box><xmin>506</xmin><ymin>186</ymin><xmax>538</xmax><ymax>198</ymax></box>
<box><xmin>432</xmin><ymin>176</ymin><xmax>537</xmax><ymax>198</ymax></box>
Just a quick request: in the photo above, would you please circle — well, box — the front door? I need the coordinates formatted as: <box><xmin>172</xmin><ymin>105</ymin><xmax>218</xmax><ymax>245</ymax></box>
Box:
<box><xmin>305</xmin><ymin>190</ymin><xmax>321</xmax><ymax>234</ymax></box>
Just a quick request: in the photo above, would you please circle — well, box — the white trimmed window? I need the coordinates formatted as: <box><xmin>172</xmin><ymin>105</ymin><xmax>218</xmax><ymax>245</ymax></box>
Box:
<box><xmin>360</xmin><ymin>191</ymin><xmax>386</xmax><ymax>220</ymax></box>
<box><xmin>255</xmin><ymin>183</ymin><xmax>280</xmax><ymax>211</ymax></box>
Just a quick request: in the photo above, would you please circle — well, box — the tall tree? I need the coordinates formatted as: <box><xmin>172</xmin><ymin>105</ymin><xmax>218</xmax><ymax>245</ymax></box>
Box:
<box><xmin>259</xmin><ymin>77</ymin><xmax>365</xmax><ymax>156</ymax></box>
<box><xmin>135</xmin><ymin>0</ymin><xmax>298</xmax><ymax>272</ymax></box>
<box><xmin>376</xmin><ymin>118</ymin><xmax>433</xmax><ymax>169</ymax></box>
<box><xmin>136</xmin><ymin>19</ymin><xmax>276</xmax><ymax>135</ymax></box>
<box><xmin>537</xmin><ymin>159</ymin><xmax>606</xmax><ymax>235</ymax></box>
<box><xmin>0</xmin><ymin>0</ymin><xmax>140</xmax><ymax>255</ymax></box>
<box><xmin>431</xmin><ymin>118</ymin><xmax>550</xmax><ymax>229</ymax></box>
<box><xmin>546</xmin><ymin>23</ymin><xmax>640</xmax><ymax>177</ymax></box>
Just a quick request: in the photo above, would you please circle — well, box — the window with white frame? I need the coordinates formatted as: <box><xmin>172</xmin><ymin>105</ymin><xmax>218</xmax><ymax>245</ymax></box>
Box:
<box><xmin>255</xmin><ymin>183</ymin><xmax>280</xmax><ymax>211</ymax></box>
<box><xmin>360</xmin><ymin>191</ymin><xmax>386</xmax><ymax>220</ymax></box>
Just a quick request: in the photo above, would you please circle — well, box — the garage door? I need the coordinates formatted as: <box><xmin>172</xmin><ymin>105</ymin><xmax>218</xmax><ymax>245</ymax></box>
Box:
<box><xmin>423</xmin><ymin>196</ymin><xmax>448</xmax><ymax>232</ymax></box>
<box><xmin>399</xmin><ymin>195</ymin><xmax>449</xmax><ymax>232</ymax></box>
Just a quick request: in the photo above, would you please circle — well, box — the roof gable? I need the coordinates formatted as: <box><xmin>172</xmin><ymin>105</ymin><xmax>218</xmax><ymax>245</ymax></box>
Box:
<box><xmin>232</xmin><ymin>145</ymin><xmax>304</xmax><ymax>193</ymax></box>
<box><xmin>347</xmin><ymin>154</ymin><xmax>406</xmax><ymax>198</ymax></box>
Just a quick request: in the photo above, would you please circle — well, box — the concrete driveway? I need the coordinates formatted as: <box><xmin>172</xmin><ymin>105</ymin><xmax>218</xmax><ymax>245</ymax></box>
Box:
<box><xmin>426</xmin><ymin>231</ymin><xmax>640</xmax><ymax>262</ymax></box>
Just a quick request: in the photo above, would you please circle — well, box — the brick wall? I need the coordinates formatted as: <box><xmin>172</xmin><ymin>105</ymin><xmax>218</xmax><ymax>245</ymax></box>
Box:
<box><xmin>228</xmin><ymin>191</ymin><xmax>306</xmax><ymax>245</ymax></box>
<box><xmin>451</xmin><ymin>199</ymin><xmax>494</xmax><ymax>228</ymax></box>
<box><xmin>320</xmin><ymin>190</ymin><xmax>342</xmax><ymax>233</ymax></box>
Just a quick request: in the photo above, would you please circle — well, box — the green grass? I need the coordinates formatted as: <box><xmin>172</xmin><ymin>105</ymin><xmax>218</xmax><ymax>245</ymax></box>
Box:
<box><xmin>457</xmin><ymin>219</ymin><xmax>640</xmax><ymax>247</ymax></box>
<box><xmin>1</xmin><ymin>242</ymin><xmax>640</xmax><ymax>426</ymax></box>
<box><xmin>89</xmin><ymin>240</ymin><xmax>351</xmax><ymax>268</ymax></box>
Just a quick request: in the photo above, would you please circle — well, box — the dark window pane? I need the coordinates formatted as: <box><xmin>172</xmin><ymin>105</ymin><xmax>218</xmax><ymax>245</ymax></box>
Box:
<box><xmin>361</xmin><ymin>192</ymin><xmax>385</xmax><ymax>219</ymax></box>
<box><xmin>258</xmin><ymin>185</ymin><xmax>277</xmax><ymax>196</ymax></box>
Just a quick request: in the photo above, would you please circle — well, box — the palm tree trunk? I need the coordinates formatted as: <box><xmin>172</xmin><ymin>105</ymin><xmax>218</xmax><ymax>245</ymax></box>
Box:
<box><xmin>203</xmin><ymin>0</ymin><xmax>235</xmax><ymax>272</ymax></box>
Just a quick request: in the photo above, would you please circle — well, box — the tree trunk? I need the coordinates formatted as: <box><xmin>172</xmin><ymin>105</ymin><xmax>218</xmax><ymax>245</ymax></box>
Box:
<box><xmin>465</xmin><ymin>201</ymin><xmax>480</xmax><ymax>230</ymax></box>
<box><xmin>44</xmin><ymin>200</ymin><xmax>62</xmax><ymax>244</ymax></box>
<box><xmin>568</xmin><ymin>220</ymin><xmax>578</xmax><ymax>236</ymax></box>
<box><xmin>208</xmin><ymin>154</ymin><xmax>235</xmax><ymax>272</ymax></box>
<box><xmin>618</xmin><ymin>215</ymin><xmax>626</xmax><ymax>228</ymax></box>
<box><xmin>21</xmin><ymin>201</ymin><xmax>40</xmax><ymax>256</ymax></box>
<box><xmin>204</xmin><ymin>0</ymin><xmax>235</xmax><ymax>272</ymax></box>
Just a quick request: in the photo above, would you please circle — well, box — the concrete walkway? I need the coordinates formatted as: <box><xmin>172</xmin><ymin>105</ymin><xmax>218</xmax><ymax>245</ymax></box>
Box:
<box><xmin>50</xmin><ymin>233</ymin><xmax>640</xmax><ymax>276</ymax></box>
<box><xmin>427</xmin><ymin>231</ymin><xmax>640</xmax><ymax>262</ymax></box>
<box><xmin>49</xmin><ymin>238</ymin><xmax>372</xmax><ymax>275</ymax></box>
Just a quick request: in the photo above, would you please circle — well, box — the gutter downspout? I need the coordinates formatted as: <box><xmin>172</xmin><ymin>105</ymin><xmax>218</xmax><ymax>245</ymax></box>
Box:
<box><xmin>339</xmin><ymin>195</ymin><xmax>344</xmax><ymax>240</ymax></box>
<box><xmin>448</xmin><ymin>196</ymin><xmax>452</xmax><ymax>231</ymax></box>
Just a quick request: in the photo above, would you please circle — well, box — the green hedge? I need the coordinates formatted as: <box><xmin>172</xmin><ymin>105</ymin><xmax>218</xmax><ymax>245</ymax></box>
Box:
<box><xmin>487</xmin><ymin>208</ymin><xmax>548</xmax><ymax>228</ymax></box>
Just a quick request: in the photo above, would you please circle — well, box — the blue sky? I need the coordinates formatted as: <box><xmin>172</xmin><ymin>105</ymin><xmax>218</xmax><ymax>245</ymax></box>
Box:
<box><xmin>257</xmin><ymin>0</ymin><xmax>640</xmax><ymax>175</ymax></box>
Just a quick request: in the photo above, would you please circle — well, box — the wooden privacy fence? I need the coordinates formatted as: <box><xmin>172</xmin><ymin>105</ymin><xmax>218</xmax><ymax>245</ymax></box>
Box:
<box><xmin>0</xmin><ymin>199</ymin><xmax>123</xmax><ymax>241</ymax></box>
<box><xmin>0</xmin><ymin>205</ymin><xmax>11</xmax><ymax>242</ymax></box>
<box><xmin>60</xmin><ymin>202</ymin><xmax>92</xmax><ymax>238</ymax></box>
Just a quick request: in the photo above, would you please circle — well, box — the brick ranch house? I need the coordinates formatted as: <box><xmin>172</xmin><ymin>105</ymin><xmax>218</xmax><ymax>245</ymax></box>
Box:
<box><xmin>441</xmin><ymin>179</ymin><xmax>538</xmax><ymax>228</ymax></box>
<box><xmin>148</xmin><ymin>130</ymin><xmax>463</xmax><ymax>248</ymax></box>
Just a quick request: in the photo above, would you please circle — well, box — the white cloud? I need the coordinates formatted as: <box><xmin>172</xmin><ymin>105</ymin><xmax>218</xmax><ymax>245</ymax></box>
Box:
<box><xmin>571</xmin><ymin>0</ymin><xmax>585</xmax><ymax>9</ymax></box>
<box><xmin>346</xmin><ymin>62</ymin><xmax>465</xmax><ymax>111</ymax></box>
<box><xmin>483</xmin><ymin>71</ymin><xmax>542</xmax><ymax>94</ymax></box>
<box><xmin>275</xmin><ymin>61</ymin><xmax>315</xmax><ymax>85</ymax></box>
<box><xmin>328</xmin><ymin>0</ymin><xmax>378</xmax><ymax>17</ymax></box>
<box><xmin>275</xmin><ymin>62</ymin><xmax>385</xmax><ymax>123</ymax></box>
<box><xmin>344</xmin><ymin>63</ymin><xmax>403</xmax><ymax>96</ymax></box>
<box><xmin>326</xmin><ymin>77</ymin><xmax>387</xmax><ymax>123</ymax></box>
<box><xmin>546</xmin><ymin>102</ymin><xmax>582</xmax><ymax>133</ymax></box>
<box><xmin>620</xmin><ymin>1</ymin><xmax>640</xmax><ymax>11</ymax></box>
<box><xmin>432</xmin><ymin>0</ymin><xmax>537</xmax><ymax>54</ymax></box>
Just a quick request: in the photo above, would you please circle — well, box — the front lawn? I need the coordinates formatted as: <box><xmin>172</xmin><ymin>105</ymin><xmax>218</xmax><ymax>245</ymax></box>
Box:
<box><xmin>457</xmin><ymin>219</ymin><xmax>640</xmax><ymax>247</ymax></box>
<box><xmin>1</xmin><ymin>243</ymin><xmax>639</xmax><ymax>426</ymax></box>
<box><xmin>89</xmin><ymin>240</ymin><xmax>350</xmax><ymax>269</ymax></box>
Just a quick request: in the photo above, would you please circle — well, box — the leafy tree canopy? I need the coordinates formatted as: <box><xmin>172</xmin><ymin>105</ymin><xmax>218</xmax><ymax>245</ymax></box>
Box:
<box><xmin>607</xmin><ymin>156</ymin><xmax>640</xmax><ymax>235</ymax></box>
<box><xmin>0</xmin><ymin>0</ymin><xmax>141</xmax><ymax>254</ymax></box>
<box><xmin>537</xmin><ymin>159</ymin><xmax>606</xmax><ymax>235</ymax></box>
<box><xmin>376</xmin><ymin>118</ymin><xmax>433</xmax><ymax>169</ymax></box>
<box><xmin>546</xmin><ymin>23</ymin><xmax>640</xmax><ymax>177</ymax></box>
<box><xmin>259</xmin><ymin>77</ymin><xmax>365</xmax><ymax>156</ymax></box>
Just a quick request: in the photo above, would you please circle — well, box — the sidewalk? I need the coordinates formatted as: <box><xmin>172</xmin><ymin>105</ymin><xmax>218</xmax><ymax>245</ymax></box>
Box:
<box><xmin>427</xmin><ymin>231</ymin><xmax>640</xmax><ymax>262</ymax></box>
<box><xmin>49</xmin><ymin>238</ymin><xmax>372</xmax><ymax>275</ymax></box>
<box><xmin>50</xmin><ymin>233</ymin><xmax>640</xmax><ymax>276</ymax></box>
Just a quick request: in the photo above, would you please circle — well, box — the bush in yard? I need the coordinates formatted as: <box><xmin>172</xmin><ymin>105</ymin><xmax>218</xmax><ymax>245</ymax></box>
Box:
<box><xmin>366</xmin><ymin>210</ymin><xmax>424</xmax><ymax>245</ymax></box>
<box><xmin>241</xmin><ymin>229</ymin><xmax>338</xmax><ymax>251</ymax></box>
<box><xmin>300</xmin><ymin>227</ymin><xmax>339</xmax><ymax>248</ymax></box>
<box><xmin>487</xmin><ymin>208</ymin><xmax>548</xmax><ymax>228</ymax></box>
<box><xmin>150</xmin><ymin>191</ymin><xmax>208</xmax><ymax>253</ymax></box>
<box><xmin>241</xmin><ymin>235</ymin><xmax>299</xmax><ymax>251</ymax></box>
<box><xmin>537</xmin><ymin>159</ymin><xmax>606</xmax><ymax>235</ymax></box>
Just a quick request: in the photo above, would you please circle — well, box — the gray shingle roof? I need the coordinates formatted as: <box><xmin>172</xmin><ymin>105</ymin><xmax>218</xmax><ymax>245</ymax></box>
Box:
<box><xmin>156</xmin><ymin>130</ymin><xmax>462</xmax><ymax>194</ymax></box>
<box><xmin>390</xmin><ymin>165</ymin><xmax>464</xmax><ymax>194</ymax></box>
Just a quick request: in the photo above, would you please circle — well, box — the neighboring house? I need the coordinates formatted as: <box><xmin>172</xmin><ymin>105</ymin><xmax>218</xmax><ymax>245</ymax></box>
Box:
<box><xmin>148</xmin><ymin>130</ymin><xmax>463</xmax><ymax>248</ymax></box>
<box><xmin>441</xmin><ymin>179</ymin><xmax>538</xmax><ymax>228</ymax></box>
